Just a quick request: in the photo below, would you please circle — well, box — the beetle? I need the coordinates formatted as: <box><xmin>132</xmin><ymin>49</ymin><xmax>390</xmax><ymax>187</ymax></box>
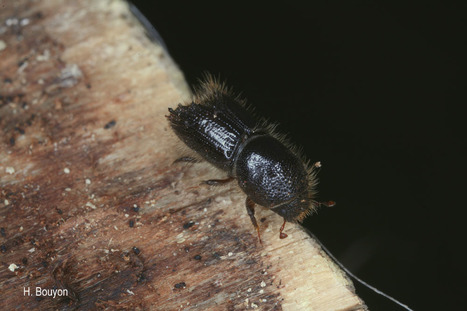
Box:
<box><xmin>167</xmin><ymin>75</ymin><xmax>333</xmax><ymax>242</ymax></box>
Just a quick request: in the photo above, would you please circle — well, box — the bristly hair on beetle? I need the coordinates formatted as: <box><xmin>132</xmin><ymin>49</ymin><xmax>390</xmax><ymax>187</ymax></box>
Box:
<box><xmin>167</xmin><ymin>73</ymin><xmax>334</xmax><ymax>243</ymax></box>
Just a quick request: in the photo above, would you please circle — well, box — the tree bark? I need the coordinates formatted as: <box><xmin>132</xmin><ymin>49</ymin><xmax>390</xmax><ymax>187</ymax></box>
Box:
<box><xmin>0</xmin><ymin>1</ymin><xmax>367</xmax><ymax>310</ymax></box>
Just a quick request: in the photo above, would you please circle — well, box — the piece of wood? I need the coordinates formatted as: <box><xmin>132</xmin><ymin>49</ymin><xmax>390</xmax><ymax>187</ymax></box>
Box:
<box><xmin>0</xmin><ymin>1</ymin><xmax>367</xmax><ymax>310</ymax></box>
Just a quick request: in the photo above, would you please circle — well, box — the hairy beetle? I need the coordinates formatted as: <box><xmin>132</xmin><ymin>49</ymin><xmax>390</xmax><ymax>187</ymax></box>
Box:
<box><xmin>167</xmin><ymin>75</ymin><xmax>333</xmax><ymax>242</ymax></box>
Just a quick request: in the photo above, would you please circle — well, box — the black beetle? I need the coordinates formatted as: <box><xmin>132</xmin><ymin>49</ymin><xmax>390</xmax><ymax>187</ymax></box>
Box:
<box><xmin>167</xmin><ymin>75</ymin><xmax>333</xmax><ymax>242</ymax></box>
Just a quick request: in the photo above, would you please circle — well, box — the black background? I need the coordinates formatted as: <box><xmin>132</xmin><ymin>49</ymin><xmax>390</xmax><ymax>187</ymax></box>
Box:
<box><xmin>131</xmin><ymin>1</ymin><xmax>465</xmax><ymax>310</ymax></box>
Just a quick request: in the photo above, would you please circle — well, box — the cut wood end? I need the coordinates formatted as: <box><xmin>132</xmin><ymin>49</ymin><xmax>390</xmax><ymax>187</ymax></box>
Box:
<box><xmin>0</xmin><ymin>1</ymin><xmax>367</xmax><ymax>310</ymax></box>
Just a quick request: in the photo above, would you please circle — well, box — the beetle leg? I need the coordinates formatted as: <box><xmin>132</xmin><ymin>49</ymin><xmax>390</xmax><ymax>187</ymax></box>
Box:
<box><xmin>246</xmin><ymin>197</ymin><xmax>262</xmax><ymax>244</ymax></box>
<box><xmin>202</xmin><ymin>177</ymin><xmax>235</xmax><ymax>186</ymax></box>
<box><xmin>173</xmin><ymin>156</ymin><xmax>199</xmax><ymax>164</ymax></box>
<box><xmin>279</xmin><ymin>218</ymin><xmax>288</xmax><ymax>239</ymax></box>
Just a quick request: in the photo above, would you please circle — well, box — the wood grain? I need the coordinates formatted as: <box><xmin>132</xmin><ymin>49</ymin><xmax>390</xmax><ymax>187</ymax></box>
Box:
<box><xmin>0</xmin><ymin>1</ymin><xmax>367</xmax><ymax>310</ymax></box>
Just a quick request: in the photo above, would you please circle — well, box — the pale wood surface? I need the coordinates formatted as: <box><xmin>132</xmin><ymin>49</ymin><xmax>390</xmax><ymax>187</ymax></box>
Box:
<box><xmin>0</xmin><ymin>1</ymin><xmax>367</xmax><ymax>310</ymax></box>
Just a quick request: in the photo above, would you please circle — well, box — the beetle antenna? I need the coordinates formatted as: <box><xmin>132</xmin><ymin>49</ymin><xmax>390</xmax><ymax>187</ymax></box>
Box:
<box><xmin>316</xmin><ymin>200</ymin><xmax>336</xmax><ymax>208</ymax></box>
<box><xmin>305</xmin><ymin>229</ymin><xmax>414</xmax><ymax>311</ymax></box>
<box><xmin>312</xmin><ymin>161</ymin><xmax>322</xmax><ymax>174</ymax></box>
